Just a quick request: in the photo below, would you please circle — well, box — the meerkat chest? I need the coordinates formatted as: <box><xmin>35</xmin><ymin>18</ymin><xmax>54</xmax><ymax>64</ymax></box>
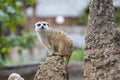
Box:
<box><xmin>40</xmin><ymin>33</ymin><xmax>49</xmax><ymax>46</ymax></box>
<box><xmin>36</xmin><ymin>31</ymin><xmax>49</xmax><ymax>47</ymax></box>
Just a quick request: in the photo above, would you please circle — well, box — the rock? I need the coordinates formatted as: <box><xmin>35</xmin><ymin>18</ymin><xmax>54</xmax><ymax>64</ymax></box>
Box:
<box><xmin>8</xmin><ymin>73</ymin><xmax>24</xmax><ymax>80</ymax></box>
<box><xmin>34</xmin><ymin>56</ymin><xmax>66</xmax><ymax>80</ymax></box>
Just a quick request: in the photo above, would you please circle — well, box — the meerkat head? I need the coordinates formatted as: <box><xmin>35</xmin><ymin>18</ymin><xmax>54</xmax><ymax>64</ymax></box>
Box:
<box><xmin>34</xmin><ymin>21</ymin><xmax>49</xmax><ymax>32</ymax></box>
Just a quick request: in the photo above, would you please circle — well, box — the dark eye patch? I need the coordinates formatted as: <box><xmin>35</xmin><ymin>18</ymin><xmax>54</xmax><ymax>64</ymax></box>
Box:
<box><xmin>43</xmin><ymin>23</ymin><xmax>46</xmax><ymax>26</ymax></box>
<box><xmin>37</xmin><ymin>23</ymin><xmax>41</xmax><ymax>26</ymax></box>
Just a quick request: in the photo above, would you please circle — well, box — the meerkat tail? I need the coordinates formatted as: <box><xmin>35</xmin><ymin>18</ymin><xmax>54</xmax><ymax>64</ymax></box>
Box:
<box><xmin>65</xmin><ymin>55</ymin><xmax>71</xmax><ymax>80</ymax></box>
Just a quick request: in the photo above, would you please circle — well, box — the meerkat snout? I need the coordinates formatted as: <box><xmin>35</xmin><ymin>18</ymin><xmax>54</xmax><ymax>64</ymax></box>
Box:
<box><xmin>41</xmin><ymin>26</ymin><xmax>44</xmax><ymax>29</ymax></box>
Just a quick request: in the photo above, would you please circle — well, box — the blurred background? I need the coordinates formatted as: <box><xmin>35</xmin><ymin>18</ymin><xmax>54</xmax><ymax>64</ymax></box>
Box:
<box><xmin>0</xmin><ymin>0</ymin><xmax>120</xmax><ymax>80</ymax></box>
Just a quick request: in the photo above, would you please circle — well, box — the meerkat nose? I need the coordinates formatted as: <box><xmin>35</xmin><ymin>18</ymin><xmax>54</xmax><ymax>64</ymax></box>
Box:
<box><xmin>41</xmin><ymin>26</ymin><xmax>44</xmax><ymax>29</ymax></box>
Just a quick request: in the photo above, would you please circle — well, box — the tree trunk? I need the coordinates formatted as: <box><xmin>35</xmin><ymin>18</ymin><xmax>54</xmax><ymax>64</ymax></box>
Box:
<box><xmin>34</xmin><ymin>56</ymin><xmax>66</xmax><ymax>80</ymax></box>
<box><xmin>84</xmin><ymin>0</ymin><xmax>120</xmax><ymax>80</ymax></box>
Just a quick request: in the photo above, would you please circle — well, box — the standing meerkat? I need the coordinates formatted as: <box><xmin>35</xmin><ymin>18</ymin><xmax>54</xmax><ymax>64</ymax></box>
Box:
<box><xmin>34</xmin><ymin>21</ymin><xmax>73</xmax><ymax>80</ymax></box>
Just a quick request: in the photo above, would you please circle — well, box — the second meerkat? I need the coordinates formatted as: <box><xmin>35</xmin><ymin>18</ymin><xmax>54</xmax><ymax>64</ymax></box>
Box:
<box><xmin>34</xmin><ymin>21</ymin><xmax>73</xmax><ymax>80</ymax></box>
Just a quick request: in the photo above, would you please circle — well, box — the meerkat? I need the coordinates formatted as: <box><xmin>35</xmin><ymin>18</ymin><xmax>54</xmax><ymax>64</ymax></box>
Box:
<box><xmin>34</xmin><ymin>21</ymin><xmax>73</xmax><ymax>80</ymax></box>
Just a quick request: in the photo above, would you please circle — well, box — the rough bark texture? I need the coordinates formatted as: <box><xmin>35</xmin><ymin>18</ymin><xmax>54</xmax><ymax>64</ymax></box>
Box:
<box><xmin>84</xmin><ymin>0</ymin><xmax>120</xmax><ymax>80</ymax></box>
<box><xmin>34</xmin><ymin>56</ymin><xmax>66</xmax><ymax>80</ymax></box>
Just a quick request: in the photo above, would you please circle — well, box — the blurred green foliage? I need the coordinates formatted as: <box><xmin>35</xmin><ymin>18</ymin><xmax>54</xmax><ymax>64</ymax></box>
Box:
<box><xmin>0</xmin><ymin>0</ymin><xmax>36</xmax><ymax>30</ymax></box>
<box><xmin>70</xmin><ymin>48</ymin><xmax>84</xmax><ymax>61</ymax></box>
<box><xmin>0</xmin><ymin>31</ymin><xmax>36</xmax><ymax>67</ymax></box>
<box><xmin>24</xmin><ymin>0</ymin><xmax>36</xmax><ymax>6</ymax></box>
<box><xmin>0</xmin><ymin>0</ymin><xmax>37</xmax><ymax>67</ymax></box>
<box><xmin>6</xmin><ymin>31</ymin><xmax>36</xmax><ymax>48</ymax></box>
<box><xmin>77</xmin><ymin>7</ymin><xmax>89</xmax><ymax>26</ymax></box>
<box><xmin>0</xmin><ymin>0</ymin><xmax>23</xmax><ymax>30</ymax></box>
<box><xmin>77</xmin><ymin>13</ymin><xmax>88</xmax><ymax>26</ymax></box>
<box><xmin>116</xmin><ymin>7</ymin><xmax>120</xmax><ymax>26</ymax></box>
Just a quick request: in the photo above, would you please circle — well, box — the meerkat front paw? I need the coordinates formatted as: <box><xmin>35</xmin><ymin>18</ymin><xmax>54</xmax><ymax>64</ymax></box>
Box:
<box><xmin>48</xmin><ymin>52</ymin><xmax>55</xmax><ymax>57</ymax></box>
<box><xmin>54</xmin><ymin>52</ymin><xmax>64</xmax><ymax>57</ymax></box>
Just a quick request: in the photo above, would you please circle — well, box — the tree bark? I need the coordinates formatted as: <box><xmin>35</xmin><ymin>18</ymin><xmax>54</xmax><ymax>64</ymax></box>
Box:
<box><xmin>84</xmin><ymin>0</ymin><xmax>120</xmax><ymax>80</ymax></box>
<box><xmin>34</xmin><ymin>56</ymin><xmax>66</xmax><ymax>80</ymax></box>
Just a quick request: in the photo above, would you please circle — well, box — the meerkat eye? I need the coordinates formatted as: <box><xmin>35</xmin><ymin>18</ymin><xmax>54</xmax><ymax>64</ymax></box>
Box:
<box><xmin>37</xmin><ymin>23</ymin><xmax>41</xmax><ymax>26</ymax></box>
<box><xmin>47</xmin><ymin>23</ymin><xmax>49</xmax><ymax>26</ymax></box>
<box><xmin>43</xmin><ymin>23</ymin><xmax>46</xmax><ymax>26</ymax></box>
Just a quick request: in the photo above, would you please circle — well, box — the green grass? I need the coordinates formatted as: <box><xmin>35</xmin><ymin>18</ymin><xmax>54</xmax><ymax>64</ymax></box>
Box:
<box><xmin>70</xmin><ymin>48</ymin><xmax>84</xmax><ymax>61</ymax></box>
